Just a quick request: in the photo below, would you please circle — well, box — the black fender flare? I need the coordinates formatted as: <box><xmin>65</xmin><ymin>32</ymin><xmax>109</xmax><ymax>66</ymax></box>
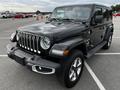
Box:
<box><xmin>49</xmin><ymin>37</ymin><xmax>87</xmax><ymax>57</ymax></box>
<box><xmin>104</xmin><ymin>24</ymin><xmax>113</xmax><ymax>40</ymax></box>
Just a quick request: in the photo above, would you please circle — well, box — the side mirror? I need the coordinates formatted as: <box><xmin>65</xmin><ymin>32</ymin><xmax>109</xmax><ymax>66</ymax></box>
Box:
<box><xmin>94</xmin><ymin>15</ymin><xmax>103</xmax><ymax>24</ymax></box>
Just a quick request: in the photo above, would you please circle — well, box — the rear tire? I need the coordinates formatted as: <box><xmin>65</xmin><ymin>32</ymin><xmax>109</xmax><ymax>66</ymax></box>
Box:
<box><xmin>57</xmin><ymin>50</ymin><xmax>84</xmax><ymax>88</ymax></box>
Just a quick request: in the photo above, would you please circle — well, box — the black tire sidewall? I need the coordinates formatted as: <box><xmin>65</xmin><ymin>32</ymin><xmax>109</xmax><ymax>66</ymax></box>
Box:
<box><xmin>103</xmin><ymin>33</ymin><xmax>113</xmax><ymax>49</ymax></box>
<box><xmin>57</xmin><ymin>50</ymin><xmax>84</xmax><ymax>88</ymax></box>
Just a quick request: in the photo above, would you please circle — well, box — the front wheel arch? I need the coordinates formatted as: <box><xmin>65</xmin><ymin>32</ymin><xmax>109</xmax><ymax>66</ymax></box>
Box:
<box><xmin>69</xmin><ymin>43</ymin><xmax>87</xmax><ymax>57</ymax></box>
<box><xmin>56</xmin><ymin>50</ymin><xmax>84</xmax><ymax>88</ymax></box>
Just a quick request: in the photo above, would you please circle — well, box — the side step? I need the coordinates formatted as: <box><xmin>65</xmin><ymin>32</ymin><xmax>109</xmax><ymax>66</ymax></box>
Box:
<box><xmin>86</xmin><ymin>41</ymin><xmax>107</xmax><ymax>58</ymax></box>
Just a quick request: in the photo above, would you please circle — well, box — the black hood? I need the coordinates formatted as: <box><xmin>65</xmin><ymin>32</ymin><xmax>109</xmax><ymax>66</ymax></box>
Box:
<box><xmin>18</xmin><ymin>22</ymin><xmax>86</xmax><ymax>42</ymax></box>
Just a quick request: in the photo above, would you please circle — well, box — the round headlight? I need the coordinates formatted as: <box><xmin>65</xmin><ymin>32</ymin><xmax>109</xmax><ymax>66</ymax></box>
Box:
<box><xmin>40</xmin><ymin>37</ymin><xmax>51</xmax><ymax>50</ymax></box>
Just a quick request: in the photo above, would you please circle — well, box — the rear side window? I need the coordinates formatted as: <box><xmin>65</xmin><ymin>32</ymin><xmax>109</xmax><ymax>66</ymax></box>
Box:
<box><xmin>103</xmin><ymin>8</ymin><xmax>112</xmax><ymax>21</ymax></box>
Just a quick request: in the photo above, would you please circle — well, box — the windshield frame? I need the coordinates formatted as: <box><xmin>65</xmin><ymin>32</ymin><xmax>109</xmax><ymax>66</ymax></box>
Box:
<box><xmin>50</xmin><ymin>5</ymin><xmax>93</xmax><ymax>21</ymax></box>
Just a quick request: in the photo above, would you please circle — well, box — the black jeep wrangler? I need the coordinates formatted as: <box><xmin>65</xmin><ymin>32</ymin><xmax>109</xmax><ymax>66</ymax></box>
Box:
<box><xmin>7</xmin><ymin>4</ymin><xmax>113</xmax><ymax>88</ymax></box>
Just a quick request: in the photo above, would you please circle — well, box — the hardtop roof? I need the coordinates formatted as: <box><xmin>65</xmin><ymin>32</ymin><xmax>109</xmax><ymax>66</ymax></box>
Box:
<box><xmin>56</xmin><ymin>4</ymin><xmax>110</xmax><ymax>9</ymax></box>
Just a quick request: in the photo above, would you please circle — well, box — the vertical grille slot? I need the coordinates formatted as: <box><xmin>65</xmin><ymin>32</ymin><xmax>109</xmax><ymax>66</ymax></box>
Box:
<box><xmin>36</xmin><ymin>36</ymin><xmax>40</xmax><ymax>53</ymax></box>
<box><xmin>32</xmin><ymin>35</ymin><xmax>36</xmax><ymax>52</ymax></box>
<box><xmin>26</xmin><ymin>34</ymin><xmax>28</xmax><ymax>49</ymax></box>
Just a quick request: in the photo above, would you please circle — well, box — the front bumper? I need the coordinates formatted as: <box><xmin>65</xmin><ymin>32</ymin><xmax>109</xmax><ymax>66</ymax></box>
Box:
<box><xmin>7</xmin><ymin>44</ymin><xmax>60</xmax><ymax>74</ymax></box>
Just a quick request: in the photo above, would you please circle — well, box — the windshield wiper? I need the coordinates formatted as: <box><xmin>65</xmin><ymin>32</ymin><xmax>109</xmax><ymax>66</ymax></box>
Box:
<box><xmin>49</xmin><ymin>18</ymin><xmax>87</xmax><ymax>25</ymax></box>
<box><xmin>49</xmin><ymin>18</ymin><xmax>61</xmax><ymax>22</ymax></box>
<box><xmin>61</xmin><ymin>18</ymin><xmax>77</xmax><ymax>23</ymax></box>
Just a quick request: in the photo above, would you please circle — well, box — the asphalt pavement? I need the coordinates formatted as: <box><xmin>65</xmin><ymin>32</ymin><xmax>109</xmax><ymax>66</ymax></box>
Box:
<box><xmin>0</xmin><ymin>17</ymin><xmax>120</xmax><ymax>90</ymax></box>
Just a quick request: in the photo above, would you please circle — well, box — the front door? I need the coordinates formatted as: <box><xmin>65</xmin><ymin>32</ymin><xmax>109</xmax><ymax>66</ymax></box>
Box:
<box><xmin>89</xmin><ymin>7</ymin><xmax>105</xmax><ymax>48</ymax></box>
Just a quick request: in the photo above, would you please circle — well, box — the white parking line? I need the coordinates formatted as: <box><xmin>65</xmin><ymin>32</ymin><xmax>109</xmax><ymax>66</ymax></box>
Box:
<box><xmin>0</xmin><ymin>55</ymin><xmax>7</xmax><ymax>57</ymax></box>
<box><xmin>84</xmin><ymin>61</ymin><xmax>106</xmax><ymax>90</ymax></box>
<box><xmin>113</xmin><ymin>37</ymin><xmax>120</xmax><ymax>39</ymax></box>
<box><xmin>95</xmin><ymin>53</ymin><xmax>120</xmax><ymax>55</ymax></box>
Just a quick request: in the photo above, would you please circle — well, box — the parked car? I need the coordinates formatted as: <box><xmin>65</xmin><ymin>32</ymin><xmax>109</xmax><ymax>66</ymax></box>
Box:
<box><xmin>0</xmin><ymin>12</ymin><xmax>15</xmax><ymax>18</ymax></box>
<box><xmin>24</xmin><ymin>14</ymin><xmax>33</xmax><ymax>18</ymax></box>
<box><xmin>0</xmin><ymin>13</ymin><xmax>9</xmax><ymax>18</ymax></box>
<box><xmin>14</xmin><ymin>14</ymin><xmax>25</xmax><ymax>18</ymax></box>
<box><xmin>113</xmin><ymin>13</ymin><xmax>120</xmax><ymax>16</ymax></box>
<box><xmin>7</xmin><ymin>4</ymin><xmax>113</xmax><ymax>88</ymax></box>
<box><xmin>33</xmin><ymin>14</ymin><xmax>37</xmax><ymax>17</ymax></box>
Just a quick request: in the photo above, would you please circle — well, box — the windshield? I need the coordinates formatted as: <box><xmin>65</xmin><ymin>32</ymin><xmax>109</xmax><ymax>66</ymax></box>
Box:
<box><xmin>51</xmin><ymin>6</ymin><xmax>91</xmax><ymax>20</ymax></box>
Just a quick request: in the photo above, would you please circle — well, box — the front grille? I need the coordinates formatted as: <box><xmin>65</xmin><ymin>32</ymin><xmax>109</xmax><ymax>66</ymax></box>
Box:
<box><xmin>17</xmin><ymin>32</ymin><xmax>41</xmax><ymax>54</ymax></box>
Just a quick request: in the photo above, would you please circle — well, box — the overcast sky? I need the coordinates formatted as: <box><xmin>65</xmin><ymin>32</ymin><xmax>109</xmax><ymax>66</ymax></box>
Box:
<box><xmin>0</xmin><ymin>0</ymin><xmax>119</xmax><ymax>12</ymax></box>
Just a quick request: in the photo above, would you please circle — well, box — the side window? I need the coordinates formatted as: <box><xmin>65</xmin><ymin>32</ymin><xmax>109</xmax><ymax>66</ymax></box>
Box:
<box><xmin>103</xmin><ymin>9</ymin><xmax>109</xmax><ymax>21</ymax></box>
<box><xmin>94</xmin><ymin>7</ymin><xmax>103</xmax><ymax>24</ymax></box>
<box><xmin>95</xmin><ymin>8</ymin><xmax>102</xmax><ymax>16</ymax></box>
<box><xmin>103</xmin><ymin>8</ymin><xmax>112</xmax><ymax>21</ymax></box>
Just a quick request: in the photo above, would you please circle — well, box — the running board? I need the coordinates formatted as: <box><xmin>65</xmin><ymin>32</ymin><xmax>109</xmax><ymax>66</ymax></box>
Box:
<box><xmin>86</xmin><ymin>41</ymin><xmax>107</xmax><ymax>58</ymax></box>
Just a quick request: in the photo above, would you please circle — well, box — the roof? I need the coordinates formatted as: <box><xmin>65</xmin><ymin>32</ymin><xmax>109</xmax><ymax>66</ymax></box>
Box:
<box><xmin>56</xmin><ymin>3</ymin><xmax>110</xmax><ymax>9</ymax></box>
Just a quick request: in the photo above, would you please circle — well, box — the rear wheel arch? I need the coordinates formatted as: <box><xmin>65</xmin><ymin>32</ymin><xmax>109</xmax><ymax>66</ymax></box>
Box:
<box><xmin>104</xmin><ymin>26</ymin><xmax>113</xmax><ymax>40</ymax></box>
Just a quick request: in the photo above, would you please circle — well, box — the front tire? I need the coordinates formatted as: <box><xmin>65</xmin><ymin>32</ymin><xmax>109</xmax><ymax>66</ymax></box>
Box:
<box><xmin>57</xmin><ymin>50</ymin><xmax>84</xmax><ymax>88</ymax></box>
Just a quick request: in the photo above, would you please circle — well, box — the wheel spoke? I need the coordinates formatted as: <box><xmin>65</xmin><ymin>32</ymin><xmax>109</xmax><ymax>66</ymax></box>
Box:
<box><xmin>77</xmin><ymin>64</ymin><xmax>82</xmax><ymax>68</ymax></box>
<box><xmin>73</xmin><ymin>59</ymin><xmax>77</xmax><ymax>67</ymax></box>
<box><xmin>77</xmin><ymin>67</ymin><xmax>81</xmax><ymax>75</ymax></box>
<box><xmin>69</xmin><ymin>70</ymin><xmax>74</xmax><ymax>79</ymax></box>
<box><xmin>74</xmin><ymin>69</ymin><xmax>78</xmax><ymax>78</ymax></box>
<box><xmin>77</xmin><ymin>59</ymin><xmax>82</xmax><ymax>67</ymax></box>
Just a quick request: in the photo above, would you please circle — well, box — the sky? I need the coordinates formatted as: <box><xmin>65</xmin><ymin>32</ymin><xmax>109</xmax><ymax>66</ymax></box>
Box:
<box><xmin>0</xmin><ymin>0</ymin><xmax>120</xmax><ymax>12</ymax></box>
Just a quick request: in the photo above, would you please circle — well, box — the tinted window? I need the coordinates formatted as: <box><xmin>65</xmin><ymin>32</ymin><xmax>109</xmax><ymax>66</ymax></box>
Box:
<box><xmin>103</xmin><ymin>8</ymin><xmax>112</xmax><ymax>21</ymax></box>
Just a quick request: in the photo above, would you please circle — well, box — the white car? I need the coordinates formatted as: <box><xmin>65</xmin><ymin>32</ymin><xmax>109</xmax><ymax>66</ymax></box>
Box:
<box><xmin>0</xmin><ymin>13</ymin><xmax>7</xmax><ymax>18</ymax></box>
<box><xmin>33</xmin><ymin>14</ymin><xmax>37</xmax><ymax>17</ymax></box>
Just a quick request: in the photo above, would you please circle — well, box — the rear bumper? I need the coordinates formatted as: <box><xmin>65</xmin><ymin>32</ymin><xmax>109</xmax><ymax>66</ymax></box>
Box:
<box><xmin>7</xmin><ymin>44</ymin><xmax>60</xmax><ymax>75</ymax></box>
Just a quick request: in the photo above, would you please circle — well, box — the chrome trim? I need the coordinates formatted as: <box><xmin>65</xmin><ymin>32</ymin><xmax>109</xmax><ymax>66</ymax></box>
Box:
<box><xmin>32</xmin><ymin>65</ymin><xmax>55</xmax><ymax>74</ymax></box>
<box><xmin>18</xmin><ymin>32</ymin><xmax>41</xmax><ymax>54</ymax></box>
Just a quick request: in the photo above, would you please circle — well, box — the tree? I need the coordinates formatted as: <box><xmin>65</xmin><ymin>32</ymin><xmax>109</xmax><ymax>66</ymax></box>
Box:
<box><xmin>36</xmin><ymin>10</ymin><xmax>41</xmax><ymax>15</ymax></box>
<box><xmin>111</xmin><ymin>4</ymin><xmax>120</xmax><ymax>12</ymax></box>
